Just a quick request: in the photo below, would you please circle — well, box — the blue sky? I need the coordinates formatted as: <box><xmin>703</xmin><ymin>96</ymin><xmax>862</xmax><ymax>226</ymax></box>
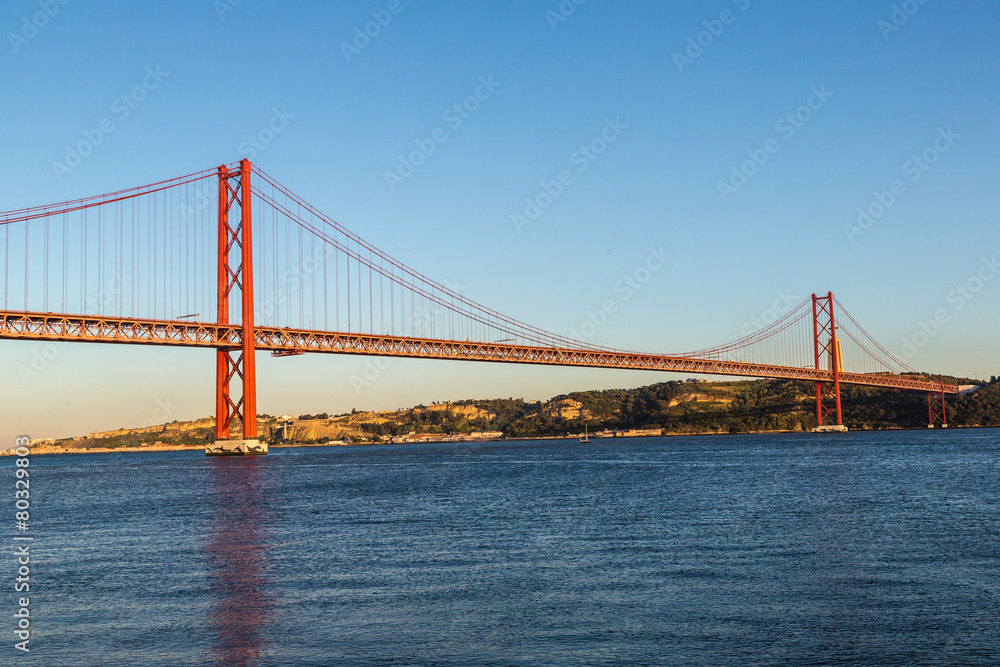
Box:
<box><xmin>2</xmin><ymin>0</ymin><xmax>998</xmax><ymax>441</ymax></box>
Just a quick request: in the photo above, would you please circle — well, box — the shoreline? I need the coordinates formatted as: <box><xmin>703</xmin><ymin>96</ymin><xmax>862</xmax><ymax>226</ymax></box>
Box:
<box><xmin>4</xmin><ymin>424</ymin><xmax>992</xmax><ymax>457</ymax></box>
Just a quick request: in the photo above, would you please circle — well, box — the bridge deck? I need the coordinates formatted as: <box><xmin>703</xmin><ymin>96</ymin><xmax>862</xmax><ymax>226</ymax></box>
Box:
<box><xmin>0</xmin><ymin>311</ymin><xmax>958</xmax><ymax>394</ymax></box>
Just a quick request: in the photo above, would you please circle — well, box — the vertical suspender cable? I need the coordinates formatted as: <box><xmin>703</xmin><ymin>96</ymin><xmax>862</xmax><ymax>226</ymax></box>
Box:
<box><xmin>98</xmin><ymin>204</ymin><xmax>103</xmax><ymax>314</ymax></box>
<box><xmin>184</xmin><ymin>184</ymin><xmax>190</xmax><ymax>316</ymax></box>
<box><xmin>162</xmin><ymin>189</ymin><xmax>166</xmax><ymax>318</ymax></box>
<box><xmin>195</xmin><ymin>182</ymin><xmax>200</xmax><ymax>318</ymax></box>
<box><xmin>3</xmin><ymin>216</ymin><xmax>8</xmax><ymax>308</ymax></box>
<box><xmin>82</xmin><ymin>208</ymin><xmax>87</xmax><ymax>311</ymax></box>
<box><xmin>272</xmin><ymin>193</ymin><xmax>278</xmax><ymax>326</ymax></box>
<box><xmin>286</xmin><ymin>203</ymin><xmax>292</xmax><ymax>326</ymax></box>
<box><xmin>323</xmin><ymin>221</ymin><xmax>329</xmax><ymax>331</ymax></box>
<box><xmin>260</xmin><ymin>197</ymin><xmax>267</xmax><ymax>326</ymax></box>
<box><xmin>24</xmin><ymin>220</ymin><xmax>29</xmax><ymax>310</ymax></box>
<box><xmin>131</xmin><ymin>197</ymin><xmax>135</xmax><ymax>316</ymax></box>
<box><xmin>154</xmin><ymin>191</ymin><xmax>159</xmax><ymax>318</ymax></box>
<box><xmin>347</xmin><ymin>237</ymin><xmax>351</xmax><ymax>333</ymax></box>
<box><xmin>116</xmin><ymin>200</ymin><xmax>121</xmax><ymax>315</ymax></box>
<box><xmin>298</xmin><ymin>220</ymin><xmax>304</xmax><ymax>327</ymax></box>
<box><xmin>308</xmin><ymin>225</ymin><xmax>315</xmax><ymax>329</ymax></box>
<box><xmin>62</xmin><ymin>212</ymin><xmax>68</xmax><ymax>311</ymax></box>
<box><xmin>167</xmin><ymin>189</ymin><xmax>172</xmax><ymax>318</ymax></box>
<box><xmin>147</xmin><ymin>193</ymin><xmax>151</xmax><ymax>318</ymax></box>
<box><xmin>43</xmin><ymin>217</ymin><xmax>49</xmax><ymax>312</ymax></box>
<box><xmin>335</xmin><ymin>228</ymin><xmax>339</xmax><ymax>331</ymax></box>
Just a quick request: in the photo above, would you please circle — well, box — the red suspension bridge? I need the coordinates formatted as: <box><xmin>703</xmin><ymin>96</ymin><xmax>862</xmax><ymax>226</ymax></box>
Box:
<box><xmin>0</xmin><ymin>160</ymin><xmax>955</xmax><ymax>453</ymax></box>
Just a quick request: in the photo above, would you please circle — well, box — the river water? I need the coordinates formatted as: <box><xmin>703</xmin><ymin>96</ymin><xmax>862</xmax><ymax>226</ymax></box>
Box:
<box><xmin>7</xmin><ymin>428</ymin><xmax>999</xmax><ymax>665</ymax></box>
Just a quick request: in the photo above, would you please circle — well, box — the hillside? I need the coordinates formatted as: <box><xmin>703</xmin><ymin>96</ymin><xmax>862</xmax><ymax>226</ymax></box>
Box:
<box><xmin>19</xmin><ymin>374</ymin><xmax>999</xmax><ymax>455</ymax></box>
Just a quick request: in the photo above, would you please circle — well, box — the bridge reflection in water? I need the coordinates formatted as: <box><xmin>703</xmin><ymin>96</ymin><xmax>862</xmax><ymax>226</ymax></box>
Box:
<box><xmin>204</xmin><ymin>457</ymin><xmax>273</xmax><ymax>666</ymax></box>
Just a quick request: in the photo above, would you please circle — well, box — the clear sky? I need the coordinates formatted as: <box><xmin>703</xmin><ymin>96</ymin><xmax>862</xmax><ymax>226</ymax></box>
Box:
<box><xmin>2</xmin><ymin>0</ymin><xmax>998</xmax><ymax>442</ymax></box>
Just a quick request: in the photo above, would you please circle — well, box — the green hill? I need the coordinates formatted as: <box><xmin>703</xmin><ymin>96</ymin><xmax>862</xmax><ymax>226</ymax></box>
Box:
<box><xmin>45</xmin><ymin>376</ymin><xmax>1000</xmax><ymax>453</ymax></box>
<box><xmin>356</xmin><ymin>376</ymin><xmax>1000</xmax><ymax>439</ymax></box>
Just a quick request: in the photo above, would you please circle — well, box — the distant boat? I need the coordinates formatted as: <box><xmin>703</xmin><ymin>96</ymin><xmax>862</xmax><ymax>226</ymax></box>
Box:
<box><xmin>580</xmin><ymin>423</ymin><xmax>590</xmax><ymax>443</ymax></box>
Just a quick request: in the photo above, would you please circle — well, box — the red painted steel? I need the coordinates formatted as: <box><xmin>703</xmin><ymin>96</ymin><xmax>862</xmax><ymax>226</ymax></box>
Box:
<box><xmin>0</xmin><ymin>310</ymin><xmax>960</xmax><ymax>395</ymax></box>
<box><xmin>928</xmin><ymin>384</ymin><xmax>948</xmax><ymax>426</ymax></box>
<box><xmin>0</xmin><ymin>160</ymin><xmax>967</xmax><ymax>434</ymax></box>
<box><xmin>216</xmin><ymin>165</ymin><xmax>232</xmax><ymax>438</ymax></box>
<box><xmin>214</xmin><ymin>161</ymin><xmax>256</xmax><ymax>440</ymax></box>
<box><xmin>812</xmin><ymin>292</ymin><xmax>843</xmax><ymax>426</ymax></box>
<box><xmin>829</xmin><ymin>293</ymin><xmax>843</xmax><ymax>425</ymax></box>
<box><xmin>812</xmin><ymin>295</ymin><xmax>823</xmax><ymax>424</ymax></box>
<box><xmin>0</xmin><ymin>168</ymin><xmax>220</xmax><ymax>227</ymax></box>
<box><xmin>239</xmin><ymin>160</ymin><xmax>257</xmax><ymax>438</ymax></box>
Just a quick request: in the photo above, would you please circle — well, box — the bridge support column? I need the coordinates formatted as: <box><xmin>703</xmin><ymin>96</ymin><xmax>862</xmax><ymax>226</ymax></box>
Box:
<box><xmin>812</xmin><ymin>292</ymin><xmax>846</xmax><ymax>432</ymax></box>
<box><xmin>212</xmin><ymin>159</ymin><xmax>263</xmax><ymax>456</ymax></box>
<box><xmin>927</xmin><ymin>384</ymin><xmax>947</xmax><ymax>428</ymax></box>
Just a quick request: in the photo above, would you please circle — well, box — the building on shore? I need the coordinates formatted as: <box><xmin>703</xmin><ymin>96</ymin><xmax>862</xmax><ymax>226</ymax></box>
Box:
<box><xmin>389</xmin><ymin>431</ymin><xmax>504</xmax><ymax>444</ymax></box>
<box><xmin>595</xmin><ymin>428</ymin><xmax>663</xmax><ymax>438</ymax></box>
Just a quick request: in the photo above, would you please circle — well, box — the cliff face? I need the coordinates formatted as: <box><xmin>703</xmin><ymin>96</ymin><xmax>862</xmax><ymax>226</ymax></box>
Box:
<box><xmin>543</xmin><ymin>399</ymin><xmax>591</xmax><ymax>420</ymax></box>
<box><xmin>84</xmin><ymin>417</ymin><xmax>214</xmax><ymax>440</ymax></box>
<box><xmin>282</xmin><ymin>419</ymin><xmax>353</xmax><ymax>443</ymax></box>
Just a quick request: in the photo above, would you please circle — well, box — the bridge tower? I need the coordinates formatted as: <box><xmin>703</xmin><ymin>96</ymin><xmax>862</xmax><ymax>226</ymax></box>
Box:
<box><xmin>209</xmin><ymin>159</ymin><xmax>263</xmax><ymax>456</ymax></box>
<box><xmin>812</xmin><ymin>292</ymin><xmax>845</xmax><ymax>431</ymax></box>
<box><xmin>927</xmin><ymin>383</ymin><xmax>948</xmax><ymax>428</ymax></box>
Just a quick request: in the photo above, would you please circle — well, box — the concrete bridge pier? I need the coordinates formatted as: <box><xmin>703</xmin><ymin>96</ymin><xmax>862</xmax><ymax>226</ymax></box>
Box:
<box><xmin>207</xmin><ymin>439</ymin><xmax>267</xmax><ymax>456</ymax></box>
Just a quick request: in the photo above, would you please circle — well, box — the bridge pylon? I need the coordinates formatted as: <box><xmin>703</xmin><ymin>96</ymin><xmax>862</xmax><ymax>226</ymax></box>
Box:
<box><xmin>812</xmin><ymin>292</ymin><xmax>845</xmax><ymax>432</ymax></box>
<box><xmin>208</xmin><ymin>159</ymin><xmax>263</xmax><ymax>456</ymax></box>
<box><xmin>927</xmin><ymin>383</ymin><xmax>948</xmax><ymax>428</ymax></box>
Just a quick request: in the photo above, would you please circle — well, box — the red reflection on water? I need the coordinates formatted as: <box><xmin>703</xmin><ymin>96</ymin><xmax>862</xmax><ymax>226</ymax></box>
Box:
<box><xmin>204</xmin><ymin>457</ymin><xmax>272</xmax><ymax>667</ymax></box>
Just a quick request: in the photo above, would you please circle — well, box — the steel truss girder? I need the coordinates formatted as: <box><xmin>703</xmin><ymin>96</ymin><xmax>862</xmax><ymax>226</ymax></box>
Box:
<box><xmin>0</xmin><ymin>310</ymin><xmax>959</xmax><ymax>395</ymax></box>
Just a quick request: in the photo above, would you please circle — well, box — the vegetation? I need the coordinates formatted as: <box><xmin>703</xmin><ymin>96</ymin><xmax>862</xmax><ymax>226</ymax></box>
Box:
<box><xmin>59</xmin><ymin>376</ymin><xmax>1000</xmax><ymax>451</ymax></box>
<box><xmin>320</xmin><ymin>375</ymin><xmax>1000</xmax><ymax>438</ymax></box>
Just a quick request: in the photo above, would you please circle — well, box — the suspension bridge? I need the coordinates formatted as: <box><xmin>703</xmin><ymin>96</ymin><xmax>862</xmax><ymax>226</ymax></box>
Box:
<box><xmin>0</xmin><ymin>160</ymin><xmax>956</xmax><ymax>454</ymax></box>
